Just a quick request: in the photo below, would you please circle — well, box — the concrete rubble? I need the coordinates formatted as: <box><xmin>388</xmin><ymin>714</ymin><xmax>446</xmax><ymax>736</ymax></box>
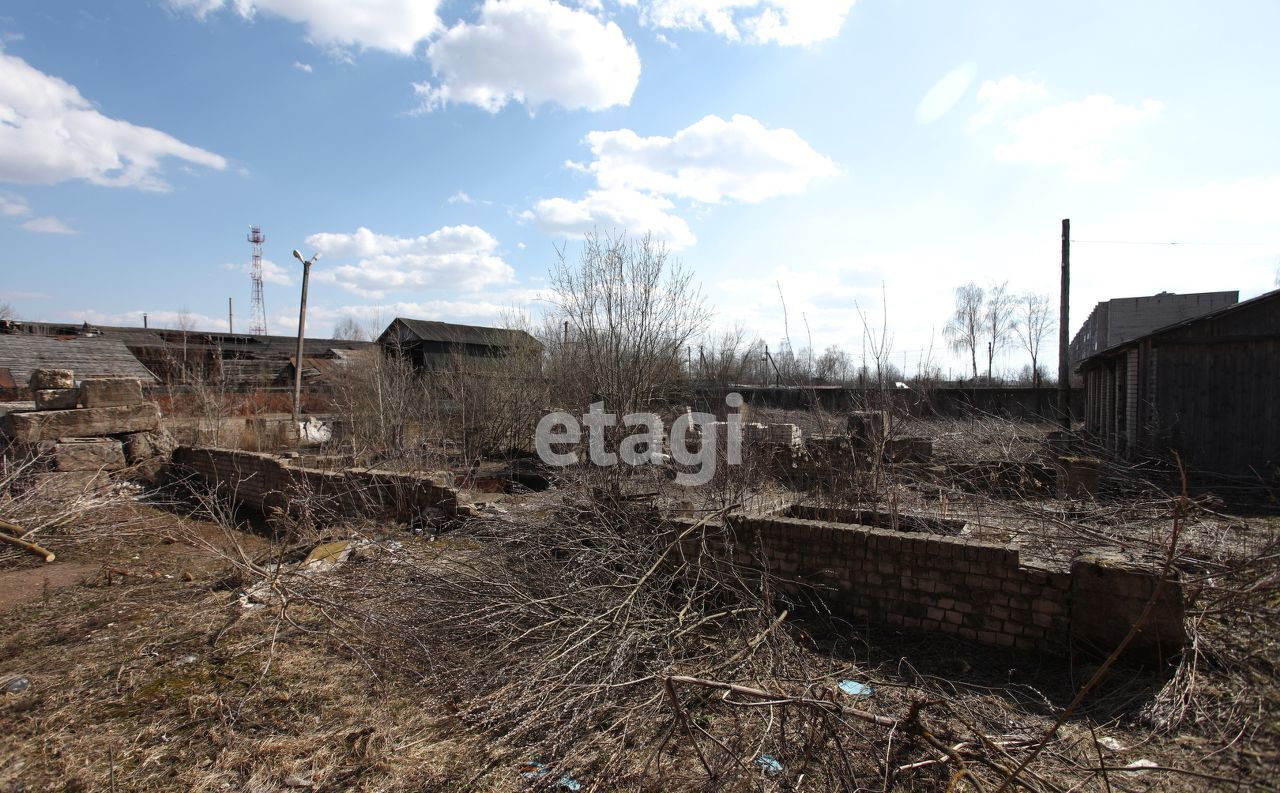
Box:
<box><xmin>0</xmin><ymin>368</ymin><xmax>174</xmax><ymax>494</ymax></box>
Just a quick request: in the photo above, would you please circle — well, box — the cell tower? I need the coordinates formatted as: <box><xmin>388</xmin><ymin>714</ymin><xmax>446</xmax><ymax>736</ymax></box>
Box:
<box><xmin>247</xmin><ymin>225</ymin><xmax>269</xmax><ymax>335</ymax></box>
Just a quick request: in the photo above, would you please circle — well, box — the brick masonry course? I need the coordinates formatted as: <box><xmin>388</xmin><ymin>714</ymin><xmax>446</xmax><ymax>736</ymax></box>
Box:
<box><xmin>675</xmin><ymin>513</ymin><xmax>1184</xmax><ymax>662</ymax></box>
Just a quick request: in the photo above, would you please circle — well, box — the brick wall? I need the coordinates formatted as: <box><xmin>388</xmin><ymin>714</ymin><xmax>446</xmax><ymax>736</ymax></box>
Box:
<box><xmin>172</xmin><ymin>446</ymin><xmax>472</xmax><ymax>521</ymax></box>
<box><xmin>687</xmin><ymin>514</ymin><xmax>1184</xmax><ymax>661</ymax></box>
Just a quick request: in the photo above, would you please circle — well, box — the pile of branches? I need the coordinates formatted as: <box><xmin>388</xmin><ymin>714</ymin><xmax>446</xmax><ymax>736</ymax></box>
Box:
<box><xmin>0</xmin><ymin>451</ymin><xmax>149</xmax><ymax>565</ymax></box>
<box><xmin>264</xmin><ymin>489</ymin><xmax>1160</xmax><ymax>792</ymax></box>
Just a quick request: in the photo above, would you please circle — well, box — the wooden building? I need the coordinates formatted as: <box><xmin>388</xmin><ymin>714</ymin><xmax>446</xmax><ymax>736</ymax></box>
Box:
<box><xmin>1077</xmin><ymin>289</ymin><xmax>1279</xmax><ymax>479</ymax></box>
<box><xmin>377</xmin><ymin>318</ymin><xmax>542</xmax><ymax>372</ymax></box>
<box><xmin>1</xmin><ymin>320</ymin><xmax>371</xmax><ymax>391</ymax></box>
<box><xmin>0</xmin><ymin>335</ymin><xmax>159</xmax><ymax>398</ymax></box>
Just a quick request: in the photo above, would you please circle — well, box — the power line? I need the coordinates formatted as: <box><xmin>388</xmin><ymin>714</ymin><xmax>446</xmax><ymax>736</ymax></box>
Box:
<box><xmin>1070</xmin><ymin>239</ymin><xmax>1277</xmax><ymax>247</ymax></box>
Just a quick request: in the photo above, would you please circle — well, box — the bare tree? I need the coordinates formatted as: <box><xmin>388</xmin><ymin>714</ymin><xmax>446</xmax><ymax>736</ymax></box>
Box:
<box><xmin>697</xmin><ymin>325</ymin><xmax>758</xmax><ymax>385</ymax></box>
<box><xmin>549</xmin><ymin>231</ymin><xmax>710</xmax><ymax>417</ymax></box>
<box><xmin>0</xmin><ymin>301</ymin><xmax>14</xmax><ymax>321</ymax></box>
<box><xmin>943</xmin><ymin>282</ymin><xmax>983</xmax><ymax>380</ymax></box>
<box><xmin>331</xmin><ymin>317</ymin><xmax>368</xmax><ymax>341</ymax></box>
<box><xmin>175</xmin><ymin>307</ymin><xmax>196</xmax><ymax>376</ymax></box>
<box><xmin>982</xmin><ymin>280</ymin><xmax>1015</xmax><ymax>382</ymax></box>
<box><xmin>1013</xmin><ymin>290</ymin><xmax>1054</xmax><ymax>388</ymax></box>
<box><xmin>329</xmin><ymin>345</ymin><xmax>440</xmax><ymax>466</ymax></box>
<box><xmin>813</xmin><ymin>344</ymin><xmax>851</xmax><ymax>384</ymax></box>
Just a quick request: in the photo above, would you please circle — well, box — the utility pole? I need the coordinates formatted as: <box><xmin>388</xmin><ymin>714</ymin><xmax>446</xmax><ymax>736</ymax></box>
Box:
<box><xmin>1058</xmin><ymin>218</ymin><xmax>1071</xmax><ymax>428</ymax></box>
<box><xmin>291</xmin><ymin>250</ymin><xmax>317</xmax><ymax>425</ymax></box>
<box><xmin>228</xmin><ymin>298</ymin><xmax>233</xmax><ymax>334</ymax></box>
<box><xmin>142</xmin><ymin>313</ymin><xmax>148</xmax><ymax>329</ymax></box>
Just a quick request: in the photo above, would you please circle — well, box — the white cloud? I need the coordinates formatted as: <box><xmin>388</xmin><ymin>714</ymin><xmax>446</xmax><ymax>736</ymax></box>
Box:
<box><xmin>993</xmin><ymin>95</ymin><xmax>1164</xmax><ymax>181</ymax></box>
<box><xmin>292</xmin><ymin>61</ymin><xmax>313</xmax><ymax>73</ymax></box>
<box><xmin>969</xmin><ymin>75</ymin><xmax>1046</xmax><ymax>128</ymax></box>
<box><xmin>20</xmin><ymin>216</ymin><xmax>76</xmax><ymax>234</ymax></box>
<box><xmin>70</xmin><ymin>308</ymin><xmax>225</xmax><ymax>331</ymax></box>
<box><xmin>415</xmin><ymin>0</ymin><xmax>640</xmax><ymax>113</ymax></box>
<box><xmin>0</xmin><ymin>53</ymin><xmax>226</xmax><ymax>191</ymax></box>
<box><xmin>581</xmin><ymin>113</ymin><xmax>839</xmax><ymax>203</ymax></box>
<box><xmin>305</xmin><ymin>224</ymin><xmax>516</xmax><ymax>298</ymax></box>
<box><xmin>635</xmin><ymin>0</ymin><xmax>857</xmax><ymax>46</ymax></box>
<box><xmin>915</xmin><ymin>61</ymin><xmax>976</xmax><ymax>125</ymax></box>
<box><xmin>528</xmin><ymin>113</ymin><xmax>835</xmax><ymax>247</ymax></box>
<box><xmin>168</xmin><ymin>0</ymin><xmax>442</xmax><ymax>54</ymax></box>
<box><xmin>447</xmin><ymin>190</ymin><xmax>475</xmax><ymax>205</ymax></box>
<box><xmin>223</xmin><ymin>258</ymin><xmax>295</xmax><ymax>285</ymax></box>
<box><xmin>526</xmin><ymin>188</ymin><xmax>696</xmax><ymax>248</ymax></box>
<box><xmin>0</xmin><ymin>192</ymin><xmax>29</xmax><ymax>216</ymax></box>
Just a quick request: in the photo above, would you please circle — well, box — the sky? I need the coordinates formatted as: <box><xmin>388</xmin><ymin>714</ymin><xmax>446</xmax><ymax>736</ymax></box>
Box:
<box><xmin>2</xmin><ymin>0</ymin><xmax>1278</xmax><ymax>377</ymax></box>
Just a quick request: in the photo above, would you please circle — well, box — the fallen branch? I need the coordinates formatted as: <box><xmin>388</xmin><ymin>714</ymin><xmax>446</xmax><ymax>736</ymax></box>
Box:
<box><xmin>0</xmin><ymin>520</ymin><xmax>55</xmax><ymax>562</ymax></box>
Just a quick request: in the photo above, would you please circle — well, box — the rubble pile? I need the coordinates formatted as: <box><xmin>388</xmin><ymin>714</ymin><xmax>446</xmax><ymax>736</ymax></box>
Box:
<box><xmin>1</xmin><ymin>368</ymin><xmax>175</xmax><ymax>493</ymax></box>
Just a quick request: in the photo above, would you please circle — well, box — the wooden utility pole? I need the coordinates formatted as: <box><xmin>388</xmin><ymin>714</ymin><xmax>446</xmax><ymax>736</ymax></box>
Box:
<box><xmin>1058</xmin><ymin>218</ymin><xmax>1071</xmax><ymax>428</ymax></box>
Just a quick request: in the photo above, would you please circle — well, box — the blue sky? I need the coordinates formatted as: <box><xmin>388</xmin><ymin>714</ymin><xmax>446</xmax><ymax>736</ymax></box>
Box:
<box><xmin>2</xmin><ymin>0</ymin><xmax>1278</xmax><ymax>376</ymax></box>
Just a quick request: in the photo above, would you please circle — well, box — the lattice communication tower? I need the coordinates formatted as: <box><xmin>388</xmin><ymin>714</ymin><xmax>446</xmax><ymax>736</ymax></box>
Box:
<box><xmin>247</xmin><ymin>225</ymin><xmax>268</xmax><ymax>335</ymax></box>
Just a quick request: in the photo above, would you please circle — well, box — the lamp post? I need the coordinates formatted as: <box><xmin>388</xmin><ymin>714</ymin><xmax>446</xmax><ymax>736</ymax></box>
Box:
<box><xmin>291</xmin><ymin>249</ymin><xmax>318</xmax><ymax>427</ymax></box>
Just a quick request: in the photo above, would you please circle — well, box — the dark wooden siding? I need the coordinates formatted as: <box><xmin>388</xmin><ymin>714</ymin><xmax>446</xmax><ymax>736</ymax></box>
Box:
<box><xmin>1151</xmin><ymin>338</ymin><xmax>1279</xmax><ymax>477</ymax></box>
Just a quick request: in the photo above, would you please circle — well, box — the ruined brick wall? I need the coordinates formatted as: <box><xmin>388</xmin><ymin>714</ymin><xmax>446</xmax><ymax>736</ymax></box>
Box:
<box><xmin>690</xmin><ymin>514</ymin><xmax>1184</xmax><ymax>661</ymax></box>
<box><xmin>172</xmin><ymin>446</ymin><xmax>472</xmax><ymax>521</ymax></box>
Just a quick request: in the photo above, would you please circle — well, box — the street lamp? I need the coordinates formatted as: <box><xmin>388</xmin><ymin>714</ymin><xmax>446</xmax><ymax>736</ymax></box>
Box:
<box><xmin>291</xmin><ymin>249</ymin><xmax>319</xmax><ymax>427</ymax></box>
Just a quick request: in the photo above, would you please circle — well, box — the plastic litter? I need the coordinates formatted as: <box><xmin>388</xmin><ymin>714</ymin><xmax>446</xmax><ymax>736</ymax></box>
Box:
<box><xmin>1125</xmin><ymin>759</ymin><xmax>1158</xmax><ymax>769</ymax></box>
<box><xmin>1096</xmin><ymin>736</ymin><xmax>1125</xmax><ymax>752</ymax></box>
<box><xmin>518</xmin><ymin>762</ymin><xmax>549</xmax><ymax>780</ymax></box>
<box><xmin>2</xmin><ymin>676</ymin><xmax>30</xmax><ymax>695</ymax></box>
<box><xmin>755</xmin><ymin>755</ymin><xmax>783</xmax><ymax>775</ymax></box>
<box><xmin>839</xmin><ymin>679</ymin><xmax>873</xmax><ymax>697</ymax></box>
<box><xmin>518</xmin><ymin>763</ymin><xmax>582</xmax><ymax>790</ymax></box>
<box><xmin>176</xmin><ymin>654</ymin><xmax>199</xmax><ymax>666</ymax></box>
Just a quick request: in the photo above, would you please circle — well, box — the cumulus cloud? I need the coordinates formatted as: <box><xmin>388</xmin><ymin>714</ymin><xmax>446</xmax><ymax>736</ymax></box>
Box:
<box><xmin>292</xmin><ymin>61</ymin><xmax>313</xmax><ymax>73</ymax></box>
<box><xmin>223</xmin><ymin>258</ymin><xmax>294</xmax><ymax>286</ymax></box>
<box><xmin>168</xmin><ymin>0</ymin><xmax>442</xmax><ymax>54</ymax></box>
<box><xmin>993</xmin><ymin>95</ymin><xmax>1164</xmax><ymax>180</ymax></box>
<box><xmin>0</xmin><ymin>53</ymin><xmax>226</xmax><ymax>191</ymax></box>
<box><xmin>526</xmin><ymin>188</ymin><xmax>696</xmax><ymax>248</ymax></box>
<box><xmin>969</xmin><ymin>74</ymin><xmax>1046</xmax><ymax>127</ymax></box>
<box><xmin>447</xmin><ymin>190</ymin><xmax>475</xmax><ymax>205</ymax></box>
<box><xmin>580</xmin><ymin>113</ymin><xmax>839</xmax><ymax>203</ymax></box>
<box><xmin>529</xmin><ymin>113</ymin><xmax>835</xmax><ymax>246</ymax></box>
<box><xmin>305</xmin><ymin>225</ymin><xmax>515</xmax><ymax>298</ymax></box>
<box><xmin>20</xmin><ymin>216</ymin><xmax>76</xmax><ymax>234</ymax></box>
<box><xmin>0</xmin><ymin>192</ymin><xmax>29</xmax><ymax>216</ymax></box>
<box><xmin>635</xmin><ymin>0</ymin><xmax>857</xmax><ymax>46</ymax></box>
<box><xmin>415</xmin><ymin>0</ymin><xmax>640</xmax><ymax>113</ymax></box>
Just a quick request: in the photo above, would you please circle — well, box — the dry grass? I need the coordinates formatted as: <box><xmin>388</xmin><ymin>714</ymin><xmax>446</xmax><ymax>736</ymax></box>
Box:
<box><xmin>2</xmin><ymin>409</ymin><xmax>1278</xmax><ymax>792</ymax></box>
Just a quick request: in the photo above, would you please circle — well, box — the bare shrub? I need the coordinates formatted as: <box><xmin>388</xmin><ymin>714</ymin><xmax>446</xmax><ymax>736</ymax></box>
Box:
<box><xmin>327</xmin><ymin>346</ymin><xmax>441</xmax><ymax>469</ymax></box>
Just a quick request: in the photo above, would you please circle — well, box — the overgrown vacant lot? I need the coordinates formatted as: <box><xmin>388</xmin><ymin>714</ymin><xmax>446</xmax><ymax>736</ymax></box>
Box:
<box><xmin>1</xmin><ymin>438</ymin><xmax>1277</xmax><ymax>793</ymax></box>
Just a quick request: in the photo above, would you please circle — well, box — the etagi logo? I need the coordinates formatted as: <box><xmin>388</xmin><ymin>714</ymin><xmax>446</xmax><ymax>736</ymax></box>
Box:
<box><xmin>535</xmin><ymin>393</ymin><xmax>745</xmax><ymax>486</ymax></box>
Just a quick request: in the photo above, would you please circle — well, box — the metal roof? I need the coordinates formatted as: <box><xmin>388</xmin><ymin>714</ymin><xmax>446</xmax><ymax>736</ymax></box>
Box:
<box><xmin>0</xmin><ymin>335</ymin><xmax>158</xmax><ymax>385</ymax></box>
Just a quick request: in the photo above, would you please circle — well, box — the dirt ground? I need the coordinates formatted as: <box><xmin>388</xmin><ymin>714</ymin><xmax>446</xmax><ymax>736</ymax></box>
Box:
<box><xmin>0</xmin><ymin>502</ymin><xmax>526</xmax><ymax>792</ymax></box>
<box><xmin>1</xmin><ymin>446</ymin><xmax>1277</xmax><ymax>791</ymax></box>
